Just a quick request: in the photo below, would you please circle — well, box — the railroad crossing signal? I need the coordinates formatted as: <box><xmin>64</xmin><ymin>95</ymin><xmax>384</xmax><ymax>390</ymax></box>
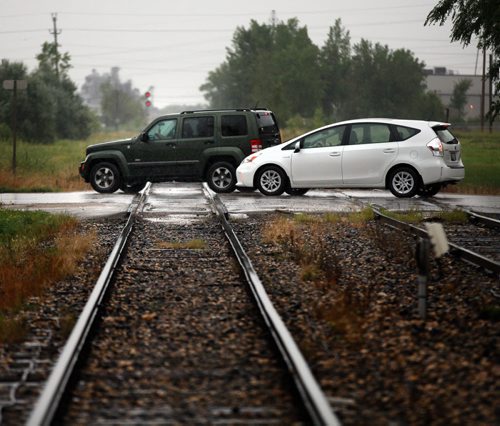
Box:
<box><xmin>145</xmin><ymin>88</ymin><xmax>153</xmax><ymax>108</ymax></box>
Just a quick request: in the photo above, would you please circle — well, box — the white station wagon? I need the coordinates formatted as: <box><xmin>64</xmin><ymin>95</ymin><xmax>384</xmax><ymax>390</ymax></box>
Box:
<box><xmin>236</xmin><ymin>118</ymin><xmax>465</xmax><ymax>198</ymax></box>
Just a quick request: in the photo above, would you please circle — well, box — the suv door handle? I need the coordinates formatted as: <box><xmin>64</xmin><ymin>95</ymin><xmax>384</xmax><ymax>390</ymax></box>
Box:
<box><xmin>383</xmin><ymin>148</ymin><xmax>396</xmax><ymax>153</ymax></box>
<box><xmin>329</xmin><ymin>152</ymin><xmax>341</xmax><ymax>157</ymax></box>
<box><xmin>165</xmin><ymin>142</ymin><xmax>176</xmax><ymax>148</ymax></box>
<box><xmin>204</xmin><ymin>140</ymin><xmax>215</xmax><ymax>145</ymax></box>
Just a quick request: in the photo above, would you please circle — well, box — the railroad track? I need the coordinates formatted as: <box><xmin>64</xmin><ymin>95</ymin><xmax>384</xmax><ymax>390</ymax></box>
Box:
<box><xmin>27</xmin><ymin>183</ymin><xmax>339</xmax><ymax>425</ymax></box>
<box><xmin>372</xmin><ymin>205</ymin><xmax>500</xmax><ymax>277</ymax></box>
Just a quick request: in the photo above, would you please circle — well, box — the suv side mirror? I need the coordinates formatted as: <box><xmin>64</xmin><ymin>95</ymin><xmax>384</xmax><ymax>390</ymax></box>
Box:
<box><xmin>140</xmin><ymin>132</ymin><xmax>149</xmax><ymax>142</ymax></box>
<box><xmin>294</xmin><ymin>141</ymin><xmax>301</xmax><ymax>153</ymax></box>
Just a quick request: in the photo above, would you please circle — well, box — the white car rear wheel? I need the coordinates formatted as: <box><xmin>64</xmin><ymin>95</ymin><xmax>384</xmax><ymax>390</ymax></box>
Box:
<box><xmin>388</xmin><ymin>167</ymin><xmax>419</xmax><ymax>198</ymax></box>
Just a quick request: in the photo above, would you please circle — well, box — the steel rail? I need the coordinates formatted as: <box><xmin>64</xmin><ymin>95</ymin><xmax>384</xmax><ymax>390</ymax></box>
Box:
<box><xmin>27</xmin><ymin>183</ymin><xmax>152</xmax><ymax>426</ymax></box>
<box><xmin>203</xmin><ymin>184</ymin><xmax>340</xmax><ymax>426</ymax></box>
<box><xmin>372</xmin><ymin>206</ymin><xmax>500</xmax><ymax>277</ymax></box>
<box><xmin>465</xmin><ymin>210</ymin><xmax>500</xmax><ymax>229</ymax></box>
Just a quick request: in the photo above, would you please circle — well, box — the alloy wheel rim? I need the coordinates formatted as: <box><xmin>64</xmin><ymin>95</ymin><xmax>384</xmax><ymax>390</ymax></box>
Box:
<box><xmin>95</xmin><ymin>167</ymin><xmax>115</xmax><ymax>189</ymax></box>
<box><xmin>393</xmin><ymin>171</ymin><xmax>414</xmax><ymax>194</ymax></box>
<box><xmin>213</xmin><ymin>167</ymin><xmax>232</xmax><ymax>189</ymax></box>
<box><xmin>261</xmin><ymin>170</ymin><xmax>281</xmax><ymax>192</ymax></box>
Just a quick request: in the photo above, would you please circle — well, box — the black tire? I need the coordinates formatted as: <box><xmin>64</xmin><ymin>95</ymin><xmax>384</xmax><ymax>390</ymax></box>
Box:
<box><xmin>236</xmin><ymin>186</ymin><xmax>256</xmax><ymax>193</ymax></box>
<box><xmin>388</xmin><ymin>166</ymin><xmax>419</xmax><ymax>198</ymax></box>
<box><xmin>90</xmin><ymin>162</ymin><xmax>121</xmax><ymax>193</ymax></box>
<box><xmin>285</xmin><ymin>187</ymin><xmax>309</xmax><ymax>196</ymax></box>
<box><xmin>206</xmin><ymin>162</ymin><xmax>237</xmax><ymax>193</ymax></box>
<box><xmin>120</xmin><ymin>182</ymin><xmax>147</xmax><ymax>194</ymax></box>
<box><xmin>256</xmin><ymin>165</ymin><xmax>287</xmax><ymax>196</ymax></box>
<box><xmin>417</xmin><ymin>183</ymin><xmax>441</xmax><ymax>198</ymax></box>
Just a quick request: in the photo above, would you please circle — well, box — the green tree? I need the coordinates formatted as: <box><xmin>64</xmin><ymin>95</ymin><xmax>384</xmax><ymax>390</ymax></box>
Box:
<box><xmin>342</xmin><ymin>40</ymin><xmax>435</xmax><ymax>120</ymax></box>
<box><xmin>201</xmin><ymin>19</ymin><xmax>322</xmax><ymax>122</ymax></box>
<box><xmin>425</xmin><ymin>0</ymin><xmax>500</xmax><ymax>121</ymax></box>
<box><xmin>449</xmin><ymin>79</ymin><xmax>473</xmax><ymax>122</ymax></box>
<box><xmin>33</xmin><ymin>42</ymin><xmax>95</xmax><ymax>141</ymax></box>
<box><xmin>97</xmin><ymin>67</ymin><xmax>147</xmax><ymax>130</ymax></box>
<box><xmin>319</xmin><ymin>19</ymin><xmax>351</xmax><ymax>119</ymax></box>
<box><xmin>1</xmin><ymin>43</ymin><xmax>96</xmax><ymax>143</ymax></box>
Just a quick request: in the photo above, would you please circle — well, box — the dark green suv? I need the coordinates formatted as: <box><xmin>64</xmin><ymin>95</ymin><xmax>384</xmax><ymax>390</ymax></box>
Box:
<box><xmin>79</xmin><ymin>108</ymin><xmax>281</xmax><ymax>193</ymax></box>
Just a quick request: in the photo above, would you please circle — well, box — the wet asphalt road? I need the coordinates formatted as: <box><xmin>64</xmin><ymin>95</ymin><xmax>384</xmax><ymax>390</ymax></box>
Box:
<box><xmin>1</xmin><ymin>183</ymin><xmax>500</xmax><ymax>218</ymax></box>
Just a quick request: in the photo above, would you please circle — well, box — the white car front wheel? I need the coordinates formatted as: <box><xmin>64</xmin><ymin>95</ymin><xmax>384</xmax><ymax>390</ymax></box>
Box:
<box><xmin>257</xmin><ymin>166</ymin><xmax>286</xmax><ymax>196</ymax></box>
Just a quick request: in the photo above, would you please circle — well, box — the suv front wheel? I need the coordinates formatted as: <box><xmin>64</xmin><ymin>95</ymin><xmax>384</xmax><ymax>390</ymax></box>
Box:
<box><xmin>90</xmin><ymin>162</ymin><xmax>121</xmax><ymax>193</ymax></box>
<box><xmin>206</xmin><ymin>162</ymin><xmax>236</xmax><ymax>193</ymax></box>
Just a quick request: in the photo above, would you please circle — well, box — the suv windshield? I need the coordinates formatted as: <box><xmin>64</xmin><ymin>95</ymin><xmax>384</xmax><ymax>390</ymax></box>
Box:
<box><xmin>256</xmin><ymin>112</ymin><xmax>278</xmax><ymax>133</ymax></box>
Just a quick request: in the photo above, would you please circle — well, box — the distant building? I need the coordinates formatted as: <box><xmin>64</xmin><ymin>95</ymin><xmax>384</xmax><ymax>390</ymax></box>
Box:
<box><xmin>425</xmin><ymin>67</ymin><xmax>493</xmax><ymax>121</ymax></box>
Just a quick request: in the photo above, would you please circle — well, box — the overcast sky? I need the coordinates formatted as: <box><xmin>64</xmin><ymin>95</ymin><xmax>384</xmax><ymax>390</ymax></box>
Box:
<box><xmin>0</xmin><ymin>0</ymin><xmax>481</xmax><ymax>108</ymax></box>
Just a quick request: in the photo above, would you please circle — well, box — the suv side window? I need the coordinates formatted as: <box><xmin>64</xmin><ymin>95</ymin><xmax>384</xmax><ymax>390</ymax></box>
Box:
<box><xmin>221</xmin><ymin>115</ymin><xmax>248</xmax><ymax>137</ymax></box>
<box><xmin>349</xmin><ymin>123</ymin><xmax>392</xmax><ymax>144</ymax></box>
<box><xmin>147</xmin><ymin>119</ymin><xmax>177</xmax><ymax>141</ymax></box>
<box><xmin>302</xmin><ymin>125</ymin><xmax>346</xmax><ymax>149</ymax></box>
<box><xmin>182</xmin><ymin>116</ymin><xmax>214</xmax><ymax>138</ymax></box>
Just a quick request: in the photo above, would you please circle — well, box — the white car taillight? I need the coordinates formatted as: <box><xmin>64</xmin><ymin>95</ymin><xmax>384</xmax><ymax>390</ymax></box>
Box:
<box><xmin>427</xmin><ymin>139</ymin><xmax>444</xmax><ymax>157</ymax></box>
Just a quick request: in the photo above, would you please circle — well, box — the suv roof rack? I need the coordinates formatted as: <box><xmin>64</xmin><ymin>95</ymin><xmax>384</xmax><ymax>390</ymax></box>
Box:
<box><xmin>180</xmin><ymin>108</ymin><xmax>269</xmax><ymax>114</ymax></box>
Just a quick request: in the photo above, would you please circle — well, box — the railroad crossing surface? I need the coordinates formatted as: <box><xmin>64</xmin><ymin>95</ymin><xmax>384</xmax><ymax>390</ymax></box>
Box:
<box><xmin>1</xmin><ymin>183</ymin><xmax>500</xmax><ymax>218</ymax></box>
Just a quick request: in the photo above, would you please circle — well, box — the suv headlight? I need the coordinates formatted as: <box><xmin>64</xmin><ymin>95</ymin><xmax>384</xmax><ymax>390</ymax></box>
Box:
<box><xmin>427</xmin><ymin>139</ymin><xmax>444</xmax><ymax>157</ymax></box>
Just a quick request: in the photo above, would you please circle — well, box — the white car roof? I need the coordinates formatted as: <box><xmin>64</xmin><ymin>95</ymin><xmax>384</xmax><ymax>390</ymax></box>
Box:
<box><xmin>285</xmin><ymin>118</ymin><xmax>450</xmax><ymax>144</ymax></box>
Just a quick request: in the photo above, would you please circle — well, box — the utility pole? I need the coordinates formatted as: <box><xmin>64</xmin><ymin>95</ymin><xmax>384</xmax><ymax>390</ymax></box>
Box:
<box><xmin>49</xmin><ymin>13</ymin><xmax>61</xmax><ymax>79</ymax></box>
<box><xmin>2</xmin><ymin>80</ymin><xmax>28</xmax><ymax>174</ymax></box>
<box><xmin>270</xmin><ymin>10</ymin><xmax>277</xmax><ymax>28</ymax></box>
<box><xmin>480</xmin><ymin>47</ymin><xmax>486</xmax><ymax>132</ymax></box>
<box><xmin>489</xmin><ymin>54</ymin><xmax>493</xmax><ymax>133</ymax></box>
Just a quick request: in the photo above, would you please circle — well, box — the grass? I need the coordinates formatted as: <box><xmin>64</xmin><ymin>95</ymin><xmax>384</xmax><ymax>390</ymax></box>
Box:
<box><xmin>0</xmin><ymin>131</ymin><xmax>134</xmax><ymax>192</ymax></box>
<box><xmin>0</xmin><ymin>208</ymin><xmax>95</xmax><ymax>343</ymax></box>
<box><xmin>452</xmin><ymin>131</ymin><xmax>500</xmax><ymax>194</ymax></box>
<box><xmin>262</xmin><ymin>212</ymin><xmax>373</xmax><ymax>341</ymax></box>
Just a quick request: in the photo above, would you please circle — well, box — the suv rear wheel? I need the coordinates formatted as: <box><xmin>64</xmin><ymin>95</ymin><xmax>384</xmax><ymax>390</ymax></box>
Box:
<box><xmin>90</xmin><ymin>162</ymin><xmax>121</xmax><ymax>193</ymax></box>
<box><xmin>206</xmin><ymin>162</ymin><xmax>236</xmax><ymax>193</ymax></box>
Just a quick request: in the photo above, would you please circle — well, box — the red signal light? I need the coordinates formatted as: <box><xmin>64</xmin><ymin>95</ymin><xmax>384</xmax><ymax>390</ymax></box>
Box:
<box><xmin>145</xmin><ymin>100</ymin><xmax>152</xmax><ymax>107</ymax></box>
<box><xmin>145</xmin><ymin>91</ymin><xmax>151</xmax><ymax>98</ymax></box>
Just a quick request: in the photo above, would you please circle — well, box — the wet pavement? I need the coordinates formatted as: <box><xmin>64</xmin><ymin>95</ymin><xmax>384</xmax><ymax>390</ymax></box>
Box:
<box><xmin>1</xmin><ymin>183</ymin><xmax>500</xmax><ymax>218</ymax></box>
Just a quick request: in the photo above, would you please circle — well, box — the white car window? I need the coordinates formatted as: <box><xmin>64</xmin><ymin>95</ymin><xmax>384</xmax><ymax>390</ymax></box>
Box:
<box><xmin>303</xmin><ymin>126</ymin><xmax>346</xmax><ymax>149</ymax></box>
<box><xmin>349</xmin><ymin>123</ymin><xmax>392</xmax><ymax>144</ymax></box>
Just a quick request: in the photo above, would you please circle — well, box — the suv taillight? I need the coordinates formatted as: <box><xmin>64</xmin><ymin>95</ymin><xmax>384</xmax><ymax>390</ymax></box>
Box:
<box><xmin>250</xmin><ymin>139</ymin><xmax>263</xmax><ymax>153</ymax></box>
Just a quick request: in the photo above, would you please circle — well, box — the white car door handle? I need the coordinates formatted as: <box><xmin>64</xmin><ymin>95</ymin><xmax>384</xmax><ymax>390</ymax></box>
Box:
<box><xmin>383</xmin><ymin>149</ymin><xmax>396</xmax><ymax>153</ymax></box>
<box><xmin>329</xmin><ymin>152</ymin><xmax>341</xmax><ymax>157</ymax></box>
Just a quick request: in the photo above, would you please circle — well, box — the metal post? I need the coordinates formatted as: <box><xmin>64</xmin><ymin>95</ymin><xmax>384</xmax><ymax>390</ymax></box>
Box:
<box><xmin>416</xmin><ymin>238</ymin><xmax>430</xmax><ymax>320</ymax></box>
<box><xmin>480</xmin><ymin>47</ymin><xmax>486</xmax><ymax>132</ymax></box>
<box><xmin>489</xmin><ymin>54</ymin><xmax>493</xmax><ymax>133</ymax></box>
